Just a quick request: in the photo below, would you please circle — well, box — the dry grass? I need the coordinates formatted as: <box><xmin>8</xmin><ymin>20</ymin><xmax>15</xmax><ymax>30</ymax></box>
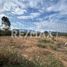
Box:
<box><xmin>0</xmin><ymin>36</ymin><xmax>67</xmax><ymax>67</ymax></box>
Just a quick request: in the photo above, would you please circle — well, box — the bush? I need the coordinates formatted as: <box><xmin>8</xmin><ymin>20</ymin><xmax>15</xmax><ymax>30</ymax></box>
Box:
<box><xmin>0</xmin><ymin>46</ymin><xmax>35</xmax><ymax>67</ymax></box>
<box><xmin>37</xmin><ymin>39</ymin><xmax>55</xmax><ymax>49</ymax></box>
<box><xmin>32</xmin><ymin>55</ymin><xmax>64</xmax><ymax>67</ymax></box>
<box><xmin>37</xmin><ymin>39</ymin><xmax>61</xmax><ymax>50</ymax></box>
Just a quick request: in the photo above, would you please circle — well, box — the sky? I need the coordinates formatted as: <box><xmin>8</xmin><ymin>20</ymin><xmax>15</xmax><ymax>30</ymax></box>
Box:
<box><xmin>0</xmin><ymin>0</ymin><xmax>67</xmax><ymax>32</ymax></box>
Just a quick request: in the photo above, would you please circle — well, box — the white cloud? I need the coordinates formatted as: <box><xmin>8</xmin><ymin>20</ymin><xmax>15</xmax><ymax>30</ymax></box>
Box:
<box><xmin>0</xmin><ymin>0</ymin><xmax>67</xmax><ymax>32</ymax></box>
<box><xmin>0</xmin><ymin>0</ymin><xmax>67</xmax><ymax>15</ymax></box>
<box><xmin>12</xmin><ymin>9</ymin><xmax>26</xmax><ymax>15</ymax></box>
<box><xmin>11</xmin><ymin>22</ymin><xmax>24</xmax><ymax>29</ymax></box>
<box><xmin>46</xmin><ymin>0</ymin><xmax>67</xmax><ymax>14</ymax></box>
<box><xmin>18</xmin><ymin>16</ymin><xmax>31</xmax><ymax>19</ymax></box>
<box><xmin>18</xmin><ymin>12</ymin><xmax>40</xmax><ymax>19</ymax></box>
<box><xmin>0</xmin><ymin>0</ymin><xmax>27</xmax><ymax>14</ymax></box>
<box><xmin>34</xmin><ymin>15</ymin><xmax>67</xmax><ymax>32</ymax></box>
<box><xmin>30</xmin><ymin>13</ymin><xmax>40</xmax><ymax>17</ymax></box>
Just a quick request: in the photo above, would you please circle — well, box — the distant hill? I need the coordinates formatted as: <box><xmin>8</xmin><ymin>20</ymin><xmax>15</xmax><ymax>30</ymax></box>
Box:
<box><xmin>51</xmin><ymin>32</ymin><xmax>67</xmax><ymax>36</ymax></box>
<box><xmin>0</xmin><ymin>29</ymin><xmax>67</xmax><ymax>36</ymax></box>
<box><xmin>0</xmin><ymin>30</ymin><xmax>11</xmax><ymax>36</ymax></box>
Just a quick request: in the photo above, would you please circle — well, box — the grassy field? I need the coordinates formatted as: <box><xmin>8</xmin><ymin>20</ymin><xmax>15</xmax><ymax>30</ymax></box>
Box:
<box><xmin>0</xmin><ymin>36</ymin><xmax>67</xmax><ymax>67</ymax></box>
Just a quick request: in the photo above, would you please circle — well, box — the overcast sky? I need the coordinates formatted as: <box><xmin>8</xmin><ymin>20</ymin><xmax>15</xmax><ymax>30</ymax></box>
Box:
<box><xmin>0</xmin><ymin>0</ymin><xmax>67</xmax><ymax>32</ymax></box>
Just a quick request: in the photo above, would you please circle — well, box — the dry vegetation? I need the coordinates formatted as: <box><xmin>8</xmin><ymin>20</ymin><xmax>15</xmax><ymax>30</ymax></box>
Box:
<box><xmin>0</xmin><ymin>36</ymin><xmax>67</xmax><ymax>67</ymax></box>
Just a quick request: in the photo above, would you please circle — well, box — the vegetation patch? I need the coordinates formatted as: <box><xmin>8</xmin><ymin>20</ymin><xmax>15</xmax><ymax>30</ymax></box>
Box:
<box><xmin>0</xmin><ymin>46</ymin><xmax>35</xmax><ymax>67</ymax></box>
<box><xmin>32</xmin><ymin>54</ymin><xmax>64</xmax><ymax>67</ymax></box>
<box><xmin>37</xmin><ymin>38</ymin><xmax>65</xmax><ymax>50</ymax></box>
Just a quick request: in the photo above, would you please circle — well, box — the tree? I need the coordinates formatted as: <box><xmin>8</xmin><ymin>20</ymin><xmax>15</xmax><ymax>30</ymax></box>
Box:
<box><xmin>1</xmin><ymin>16</ymin><xmax>11</xmax><ymax>31</ymax></box>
